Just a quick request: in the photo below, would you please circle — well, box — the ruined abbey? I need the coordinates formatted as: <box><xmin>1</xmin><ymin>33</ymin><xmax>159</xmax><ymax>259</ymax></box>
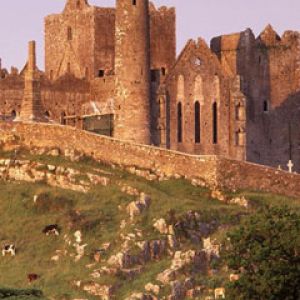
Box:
<box><xmin>0</xmin><ymin>0</ymin><xmax>299</xmax><ymax>172</ymax></box>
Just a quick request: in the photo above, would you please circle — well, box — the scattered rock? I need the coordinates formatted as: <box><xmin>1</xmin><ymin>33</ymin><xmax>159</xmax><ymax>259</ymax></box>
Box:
<box><xmin>48</xmin><ymin>148</ymin><xmax>60</xmax><ymax>157</ymax></box>
<box><xmin>203</xmin><ymin>237</ymin><xmax>220</xmax><ymax>259</ymax></box>
<box><xmin>157</xmin><ymin>268</ymin><xmax>177</xmax><ymax>284</ymax></box>
<box><xmin>171</xmin><ymin>250</ymin><xmax>207</xmax><ymax>272</ymax></box>
<box><xmin>121</xmin><ymin>184</ymin><xmax>140</xmax><ymax>196</ymax></box>
<box><xmin>127</xmin><ymin>194</ymin><xmax>151</xmax><ymax>219</ymax></box>
<box><xmin>125</xmin><ymin>292</ymin><xmax>155</xmax><ymax>300</ymax></box>
<box><xmin>169</xmin><ymin>280</ymin><xmax>186</xmax><ymax>300</ymax></box>
<box><xmin>229</xmin><ymin>273</ymin><xmax>240</xmax><ymax>282</ymax></box>
<box><xmin>83</xmin><ymin>282</ymin><xmax>114</xmax><ymax>299</ymax></box>
<box><xmin>214</xmin><ymin>287</ymin><xmax>225</xmax><ymax>299</ymax></box>
<box><xmin>211</xmin><ymin>190</ymin><xmax>226</xmax><ymax>202</ymax></box>
<box><xmin>145</xmin><ymin>283</ymin><xmax>160</xmax><ymax>295</ymax></box>
<box><xmin>229</xmin><ymin>196</ymin><xmax>249</xmax><ymax>208</ymax></box>
<box><xmin>153</xmin><ymin>218</ymin><xmax>168</xmax><ymax>234</ymax></box>
<box><xmin>74</xmin><ymin>230</ymin><xmax>82</xmax><ymax>243</ymax></box>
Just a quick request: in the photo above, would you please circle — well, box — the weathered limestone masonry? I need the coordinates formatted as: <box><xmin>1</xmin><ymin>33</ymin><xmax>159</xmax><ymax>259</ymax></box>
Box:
<box><xmin>165</xmin><ymin>39</ymin><xmax>247</xmax><ymax>161</ymax></box>
<box><xmin>45</xmin><ymin>0</ymin><xmax>175</xmax><ymax>81</ymax></box>
<box><xmin>0</xmin><ymin>158</ymin><xmax>110</xmax><ymax>193</ymax></box>
<box><xmin>211</xmin><ymin>26</ymin><xmax>300</xmax><ymax>172</ymax></box>
<box><xmin>114</xmin><ymin>0</ymin><xmax>151</xmax><ymax>144</ymax></box>
<box><xmin>0</xmin><ymin>122</ymin><xmax>299</xmax><ymax>198</ymax></box>
<box><xmin>0</xmin><ymin>0</ymin><xmax>299</xmax><ymax>172</ymax></box>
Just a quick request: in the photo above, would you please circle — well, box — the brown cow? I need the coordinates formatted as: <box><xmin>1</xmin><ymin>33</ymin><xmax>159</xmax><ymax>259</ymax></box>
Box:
<box><xmin>27</xmin><ymin>273</ymin><xmax>40</xmax><ymax>283</ymax></box>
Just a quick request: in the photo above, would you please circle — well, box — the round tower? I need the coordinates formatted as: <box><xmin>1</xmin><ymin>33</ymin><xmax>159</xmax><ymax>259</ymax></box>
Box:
<box><xmin>114</xmin><ymin>0</ymin><xmax>151</xmax><ymax>144</ymax></box>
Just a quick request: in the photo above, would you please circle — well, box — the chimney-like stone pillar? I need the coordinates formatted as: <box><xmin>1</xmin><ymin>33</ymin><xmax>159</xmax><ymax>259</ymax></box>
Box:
<box><xmin>28</xmin><ymin>41</ymin><xmax>36</xmax><ymax>71</ymax></box>
<box><xmin>17</xmin><ymin>41</ymin><xmax>48</xmax><ymax>123</ymax></box>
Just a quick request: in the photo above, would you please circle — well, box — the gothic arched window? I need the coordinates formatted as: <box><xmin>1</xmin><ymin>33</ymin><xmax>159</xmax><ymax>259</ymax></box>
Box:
<box><xmin>212</xmin><ymin>102</ymin><xmax>218</xmax><ymax>144</ymax></box>
<box><xmin>195</xmin><ymin>101</ymin><xmax>201</xmax><ymax>144</ymax></box>
<box><xmin>177</xmin><ymin>102</ymin><xmax>183</xmax><ymax>143</ymax></box>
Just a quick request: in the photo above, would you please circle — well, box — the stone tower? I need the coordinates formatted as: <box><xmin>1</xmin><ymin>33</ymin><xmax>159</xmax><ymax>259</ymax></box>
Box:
<box><xmin>114</xmin><ymin>0</ymin><xmax>151</xmax><ymax>144</ymax></box>
<box><xmin>18</xmin><ymin>41</ymin><xmax>47</xmax><ymax>122</ymax></box>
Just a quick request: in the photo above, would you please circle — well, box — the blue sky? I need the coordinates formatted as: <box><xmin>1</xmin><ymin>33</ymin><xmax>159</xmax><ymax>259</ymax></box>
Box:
<box><xmin>0</xmin><ymin>0</ymin><xmax>299</xmax><ymax>70</ymax></box>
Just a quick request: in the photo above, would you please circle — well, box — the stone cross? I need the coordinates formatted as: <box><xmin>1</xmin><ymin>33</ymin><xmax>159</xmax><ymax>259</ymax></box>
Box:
<box><xmin>287</xmin><ymin>160</ymin><xmax>294</xmax><ymax>173</ymax></box>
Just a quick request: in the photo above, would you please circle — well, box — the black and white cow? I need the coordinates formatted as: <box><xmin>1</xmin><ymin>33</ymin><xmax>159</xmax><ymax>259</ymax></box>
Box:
<box><xmin>2</xmin><ymin>244</ymin><xmax>16</xmax><ymax>256</ymax></box>
<box><xmin>42</xmin><ymin>224</ymin><xmax>60</xmax><ymax>236</ymax></box>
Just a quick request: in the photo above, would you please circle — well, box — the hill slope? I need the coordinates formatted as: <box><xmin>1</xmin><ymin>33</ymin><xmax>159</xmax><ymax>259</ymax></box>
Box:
<box><xmin>0</xmin><ymin>149</ymin><xmax>299</xmax><ymax>300</ymax></box>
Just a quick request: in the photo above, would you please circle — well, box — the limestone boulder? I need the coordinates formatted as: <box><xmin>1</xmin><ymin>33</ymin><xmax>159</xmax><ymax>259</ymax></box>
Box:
<box><xmin>145</xmin><ymin>283</ymin><xmax>160</xmax><ymax>295</ymax></box>
<box><xmin>169</xmin><ymin>280</ymin><xmax>186</xmax><ymax>300</ymax></box>
<box><xmin>203</xmin><ymin>237</ymin><xmax>221</xmax><ymax>259</ymax></box>
<box><xmin>125</xmin><ymin>293</ymin><xmax>156</xmax><ymax>300</ymax></box>
<box><xmin>153</xmin><ymin>218</ymin><xmax>168</xmax><ymax>234</ymax></box>
<box><xmin>48</xmin><ymin>148</ymin><xmax>60</xmax><ymax>157</ymax></box>
<box><xmin>126</xmin><ymin>194</ymin><xmax>151</xmax><ymax>219</ymax></box>
<box><xmin>83</xmin><ymin>282</ymin><xmax>114</xmax><ymax>299</ymax></box>
<box><xmin>156</xmin><ymin>268</ymin><xmax>177</xmax><ymax>284</ymax></box>
<box><xmin>229</xmin><ymin>196</ymin><xmax>249</xmax><ymax>208</ymax></box>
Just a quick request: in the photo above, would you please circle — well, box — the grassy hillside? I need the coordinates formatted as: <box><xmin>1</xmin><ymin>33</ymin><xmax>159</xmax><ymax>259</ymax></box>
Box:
<box><xmin>0</xmin><ymin>150</ymin><xmax>299</xmax><ymax>299</ymax></box>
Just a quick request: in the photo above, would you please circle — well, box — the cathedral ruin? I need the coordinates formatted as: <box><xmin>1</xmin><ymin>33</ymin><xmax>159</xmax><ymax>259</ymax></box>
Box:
<box><xmin>0</xmin><ymin>0</ymin><xmax>299</xmax><ymax>172</ymax></box>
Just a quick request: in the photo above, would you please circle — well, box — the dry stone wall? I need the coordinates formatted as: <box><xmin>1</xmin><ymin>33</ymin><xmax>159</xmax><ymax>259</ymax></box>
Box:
<box><xmin>0</xmin><ymin>122</ymin><xmax>299</xmax><ymax>198</ymax></box>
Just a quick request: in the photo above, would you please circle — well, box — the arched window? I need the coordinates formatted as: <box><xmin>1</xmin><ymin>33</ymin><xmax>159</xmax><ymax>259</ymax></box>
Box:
<box><xmin>67</xmin><ymin>27</ymin><xmax>72</xmax><ymax>41</ymax></box>
<box><xmin>177</xmin><ymin>102</ymin><xmax>183</xmax><ymax>143</ymax></box>
<box><xmin>195</xmin><ymin>101</ymin><xmax>201</xmax><ymax>144</ymax></box>
<box><xmin>11</xmin><ymin>110</ymin><xmax>16</xmax><ymax>119</ymax></box>
<box><xmin>212</xmin><ymin>102</ymin><xmax>218</xmax><ymax>144</ymax></box>
<box><xmin>45</xmin><ymin>111</ymin><xmax>50</xmax><ymax>118</ymax></box>
<box><xmin>263</xmin><ymin>100</ymin><xmax>269</xmax><ymax>112</ymax></box>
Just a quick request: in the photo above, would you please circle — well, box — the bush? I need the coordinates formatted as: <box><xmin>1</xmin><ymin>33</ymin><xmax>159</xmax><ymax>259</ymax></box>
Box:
<box><xmin>224</xmin><ymin>206</ymin><xmax>300</xmax><ymax>300</ymax></box>
<box><xmin>0</xmin><ymin>288</ymin><xmax>44</xmax><ymax>299</ymax></box>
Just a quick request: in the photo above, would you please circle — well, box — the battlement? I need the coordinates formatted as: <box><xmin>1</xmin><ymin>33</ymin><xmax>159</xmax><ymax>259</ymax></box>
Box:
<box><xmin>63</xmin><ymin>0</ymin><xmax>90</xmax><ymax>14</ymax></box>
<box><xmin>94</xmin><ymin>7</ymin><xmax>115</xmax><ymax>16</ymax></box>
<box><xmin>211</xmin><ymin>25</ymin><xmax>300</xmax><ymax>54</ymax></box>
<box><xmin>149</xmin><ymin>2</ymin><xmax>175</xmax><ymax>15</ymax></box>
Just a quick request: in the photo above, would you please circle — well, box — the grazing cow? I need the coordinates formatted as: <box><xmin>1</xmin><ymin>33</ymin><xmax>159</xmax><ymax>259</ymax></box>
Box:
<box><xmin>2</xmin><ymin>244</ymin><xmax>16</xmax><ymax>257</ymax></box>
<box><xmin>215</xmin><ymin>288</ymin><xmax>225</xmax><ymax>299</ymax></box>
<box><xmin>27</xmin><ymin>273</ymin><xmax>40</xmax><ymax>283</ymax></box>
<box><xmin>43</xmin><ymin>224</ymin><xmax>60</xmax><ymax>236</ymax></box>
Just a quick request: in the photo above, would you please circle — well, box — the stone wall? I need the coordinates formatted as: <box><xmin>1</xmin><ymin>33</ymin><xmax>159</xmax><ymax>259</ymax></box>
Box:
<box><xmin>0</xmin><ymin>73</ymin><xmax>90</xmax><ymax>123</ymax></box>
<box><xmin>0</xmin><ymin>122</ymin><xmax>299</xmax><ymax>197</ymax></box>
<box><xmin>0</xmin><ymin>74</ymin><xmax>23</xmax><ymax>117</ymax></box>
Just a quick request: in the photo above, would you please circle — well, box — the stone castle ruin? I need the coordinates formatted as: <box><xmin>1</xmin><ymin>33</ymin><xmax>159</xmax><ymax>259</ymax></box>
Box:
<box><xmin>0</xmin><ymin>0</ymin><xmax>299</xmax><ymax>173</ymax></box>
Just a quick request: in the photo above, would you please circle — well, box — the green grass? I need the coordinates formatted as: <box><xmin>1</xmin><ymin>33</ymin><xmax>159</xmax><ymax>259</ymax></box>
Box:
<box><xmin>0</xmin><ymin>149</ymin><xmax>299</xmax><ymax>299</ymax></box>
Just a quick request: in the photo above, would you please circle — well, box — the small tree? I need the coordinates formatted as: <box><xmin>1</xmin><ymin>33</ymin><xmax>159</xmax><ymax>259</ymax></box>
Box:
<box><xmin>224</xmin><ymin>206</ymin><xmax>300</xmax><ymax>300</ymax></box>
